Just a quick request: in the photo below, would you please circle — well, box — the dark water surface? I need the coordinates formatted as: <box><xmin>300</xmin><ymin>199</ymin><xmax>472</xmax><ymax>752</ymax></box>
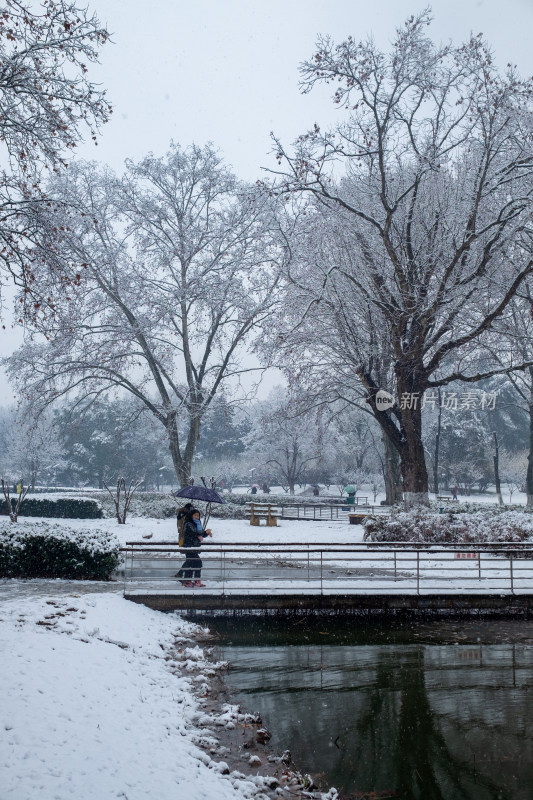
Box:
<box><xmin>207</xmin><ymin>615</ymin><xmax>533</xmax><ymax>800</ymax></box>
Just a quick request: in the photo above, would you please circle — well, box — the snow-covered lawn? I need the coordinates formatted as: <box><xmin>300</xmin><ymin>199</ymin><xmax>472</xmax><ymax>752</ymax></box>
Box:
<box><xmin>0</xmin><ymin>588</ymin><xmax>306</xmax><ymax>800</ymax></box>
<box><xmin>4</xmin><ymin>514</ymin><xmax>363</xmax><ymax>546</ymax></box>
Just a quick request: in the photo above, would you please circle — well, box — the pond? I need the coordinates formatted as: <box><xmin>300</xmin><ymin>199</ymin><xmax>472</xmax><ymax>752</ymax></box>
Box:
<box><xmin>207</xmin><ymin>615</ymin><xmax>533</xmax><ymax>800</ymax></box>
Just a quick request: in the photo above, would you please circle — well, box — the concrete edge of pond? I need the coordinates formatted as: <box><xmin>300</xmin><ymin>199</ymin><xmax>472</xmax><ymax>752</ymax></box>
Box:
<box><xmin>124</xmin><ymin>591</ymin><xmax>533</xmax><ymax>615</ymax></box>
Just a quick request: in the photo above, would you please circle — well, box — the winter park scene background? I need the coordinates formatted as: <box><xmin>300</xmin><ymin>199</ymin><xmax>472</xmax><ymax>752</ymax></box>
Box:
<box><xmin>3</xmin><ymin>1</ymin><xmax>533</xmax><ymax>799</ymax></box>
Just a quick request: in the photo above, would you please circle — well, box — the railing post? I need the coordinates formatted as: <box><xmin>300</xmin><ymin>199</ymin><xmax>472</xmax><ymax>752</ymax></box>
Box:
<box><xmin>320</xmin><ymin>550</ymin><xmax>323</xmax><ymax>595</ymax></box>
<box><xmin>394</xmin><ymin>550</ymin><xmax>397</xmax><ymax>579</ymax></box>
<box><xmin>416</xmin><ymin>550</ymin><xmax>420</xmax><ymax>595</ymax></box>
<box><xmin>510</xmin><ymin>554</ymin><xmax>514</xmax><ymax>595</ymax></box>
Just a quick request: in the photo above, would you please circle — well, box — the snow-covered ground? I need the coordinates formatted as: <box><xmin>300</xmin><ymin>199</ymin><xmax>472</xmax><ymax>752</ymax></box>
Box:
<box><xmin>0</xmin><ymin>586</ymin><xmax>322</xmax><ymax>800</ymax></box>
<box><xmin>0</xmin><ymin>514</ymin><xmax>363</xmax><ymax>546</ymax></box>
<box><xmin>1</xmin><ymin>514</ymin><xmax>346</xmax><ymax>800</ymax></box>
<box><xmin>230</xmin><ymin>485</ymin><xmax>528</xmax><ymax>506</ymax></box>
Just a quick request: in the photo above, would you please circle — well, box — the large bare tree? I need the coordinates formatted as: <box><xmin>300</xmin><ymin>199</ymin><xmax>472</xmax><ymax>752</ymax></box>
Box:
<box><xmin>267</xmin><ymin>11</ymin><xmax>533</xmax><ymax>505</ymax></box>
<box><xmin>8</xmin><ymin>145</ymin><xmax>285</xmax><ymax>485</ymax></box>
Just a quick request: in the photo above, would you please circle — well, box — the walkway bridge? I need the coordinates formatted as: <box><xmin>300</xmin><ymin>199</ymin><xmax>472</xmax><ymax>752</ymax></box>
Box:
<box><xmin>122</xmin><ymin>541</ymin><xmax>533</xmax><ymax>615</ymax></box>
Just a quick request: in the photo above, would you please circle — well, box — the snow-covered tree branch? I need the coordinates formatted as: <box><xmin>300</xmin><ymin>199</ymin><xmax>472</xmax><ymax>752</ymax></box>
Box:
<box><xmin>7</xmin><ymin>144</ymin><xmax>285</xmax><ymax>485</ymax></box>
<box><xmin>263</xmin><ymin>11</ymin><xmax>533</xmax><ymax>506</ymax></box>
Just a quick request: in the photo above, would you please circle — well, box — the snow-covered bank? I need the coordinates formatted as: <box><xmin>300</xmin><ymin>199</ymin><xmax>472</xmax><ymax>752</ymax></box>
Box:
<box><xmin>0</xmin><ymin>589</ymin><xmax>326</xmax><ymax>800</ymax></box>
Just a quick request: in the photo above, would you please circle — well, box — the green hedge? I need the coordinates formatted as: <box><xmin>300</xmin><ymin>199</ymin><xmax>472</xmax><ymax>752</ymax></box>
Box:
<box><xmin>0</xmin><ymin>498</ymin><xmax>103</xmax><ymax>519</ymax></box>
<box><xmin>0</xmin><ymin>523</ymin><xmax>120</xmax><ymax>579</ymax></box>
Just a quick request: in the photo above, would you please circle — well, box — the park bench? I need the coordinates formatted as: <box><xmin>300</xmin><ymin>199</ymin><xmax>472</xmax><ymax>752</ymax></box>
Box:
<box><xmin>436</xmin><ymin>495</ymin><xmax>452</xmax><ymax>502</ymax></box>
<box><xmin>349</xmin><ymin>513</ymin><xmax>368</xmax><ymax>525</ymax></box>
<box><xmin>246</xmin><ymin>502</ymin><xmax>280</xmax><ymax>527</ymax></box>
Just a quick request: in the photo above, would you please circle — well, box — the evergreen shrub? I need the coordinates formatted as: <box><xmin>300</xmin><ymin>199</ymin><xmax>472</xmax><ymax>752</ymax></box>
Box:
<box><xmin>0</xmin><ymin>498</ymin><xmax>103</xmax><ymax>519</ymax></box>
<box><xmin>0</xmin><ymin>522</ymin><xmax>120</xmax><ymax>579</ymax></box>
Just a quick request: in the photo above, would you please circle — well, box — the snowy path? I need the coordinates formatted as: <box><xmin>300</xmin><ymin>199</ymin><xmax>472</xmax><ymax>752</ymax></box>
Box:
<box><xmin>0</xmin><ymin>590</ymin><xmax>300</xmax><ymax>800</ymax></box>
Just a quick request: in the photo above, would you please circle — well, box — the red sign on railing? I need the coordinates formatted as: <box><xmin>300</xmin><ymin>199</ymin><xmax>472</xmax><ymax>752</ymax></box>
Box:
<box><xmin>455</xmin><ymin>552</ymin><xmax>479</xmax><ymax>559</ymax></box>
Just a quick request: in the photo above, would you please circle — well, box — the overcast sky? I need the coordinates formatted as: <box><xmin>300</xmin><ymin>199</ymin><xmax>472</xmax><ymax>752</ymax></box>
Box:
<box><xmin>2</xmin><ymin>0</ymin><xmax>533</xmax><ymax>402</ymax></box>
<box><xmin>76</xmin><ymin>0</ymin><xmax>533</xmax><ymax>179</ymax></box>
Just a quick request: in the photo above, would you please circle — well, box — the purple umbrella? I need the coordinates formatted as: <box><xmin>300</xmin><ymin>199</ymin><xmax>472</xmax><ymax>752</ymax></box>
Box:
<box><xmin>172</xmin><ymin>483</ymin><xmax>225</xmax><ymax>528</ymax></box>
<box><xmin>173</xmin><ymin>485</ymin><xmax>225</xmax><ymax>504</ymax></box>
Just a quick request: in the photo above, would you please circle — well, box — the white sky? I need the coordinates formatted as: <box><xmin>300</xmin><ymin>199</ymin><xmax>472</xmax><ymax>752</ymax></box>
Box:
<box><xmin>2</xmin><ymin>0</ymin><xmax>533</xmax><ymax>402</ymax></box>
<box><xmin>79</xmin><ymin>0</ymin><xmax>533</xmax><ymax>179</ymax></box>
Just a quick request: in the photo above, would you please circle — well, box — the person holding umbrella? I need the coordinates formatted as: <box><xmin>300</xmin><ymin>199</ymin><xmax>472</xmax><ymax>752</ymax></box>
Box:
<box><xmin>176</xmin><ymin>507</ymin><xmax>212</xmax><ymax>587</ymax></box>
<box><xmin>172</xmin><ymin>481</ymin><xmax>226</xmax><ymax>529</ymax></box>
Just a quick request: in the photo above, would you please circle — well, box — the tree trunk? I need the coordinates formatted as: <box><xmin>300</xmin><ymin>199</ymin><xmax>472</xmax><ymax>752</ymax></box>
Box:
<box><xmin>433</xmin><ymin>391</ymin><xmax>442</xmax><ymax>497</ymax></box>
<box><xmin>527</xmin><ymin>392</ymin><xmax>533</xmax><ymax>510</ymax></box>
<box><xmin>382</xmin><ymin>431</ymin><xmax>403</xmax><ymax>505</ymax></box>
<box><xmin>397</xmin><ymin>399</ymin><xmax>429</xmax><ymax>507</ymax></box>
<box><xmin>493</xmin><ymin>432</ymin><xmax>503</xmax><ymax>506</ymax></box>
<box><xmin>369</xmin><ymin>371</ymin><xmax>430</xmax><ymax>507</ymax></box>
<box><xmin>167</xmin><ymin>411</ymin><xmax>201</xmax><ymax>487</ymax></box>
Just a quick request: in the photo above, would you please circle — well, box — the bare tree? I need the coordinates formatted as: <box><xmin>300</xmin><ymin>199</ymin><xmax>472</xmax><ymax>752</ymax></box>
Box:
<box><xmin>7</xmin><ymin>145</ymin><xmax>284</xmax><ymax>485</ymax></box>
<box><xmin>1</xmin><ymin>478</ymin><xmax>29</xmax><ymax>521</ymax></box>
<box><xmin>103</xmin><ymin>478</ymin><xmax>143</xmax><ymax>524</ymax></box>
<box><xmin>0</xmin><ymin>406</ymin><xmax>65</xmax><ymax>489</ymax></box>
<box><xmin>247</xmin><ymin>391</ymin><xmax>320</xmax><ymax>495</ymax></box>
<box><xmin>487</xmin><ymin>288</ymin><xmax>533</xmax><ymax>508</ymax></box>
<box><xmin>267</xmin><ymin>11</ymin><xmax>533</xmax><ymax>505</ymax></box>
<box><xmin>0</xmin><ymin>0</ymin><xmax>111</xmax><ymax>292</ymax></box>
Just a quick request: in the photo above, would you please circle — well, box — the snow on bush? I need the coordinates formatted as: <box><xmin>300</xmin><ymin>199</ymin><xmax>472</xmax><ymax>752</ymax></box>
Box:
<box><xmin>0</xmin><ymin>521</ymin><xmax>121</xmax><ymax>579</ymax></box>
<box><xmin>364</xmin><ymin>509</ymin><xmax>533</xmax><ymax>544</ymax></box>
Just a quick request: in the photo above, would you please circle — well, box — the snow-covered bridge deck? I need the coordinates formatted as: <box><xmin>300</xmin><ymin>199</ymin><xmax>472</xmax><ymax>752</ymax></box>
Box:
<box><xmin>122</xmin><ymin>542</ymin><xmax>533</xmax><ymax>613</ymax></box>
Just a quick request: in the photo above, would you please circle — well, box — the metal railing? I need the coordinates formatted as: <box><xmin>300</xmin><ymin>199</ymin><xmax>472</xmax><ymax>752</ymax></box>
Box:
<box><xmin>276</xmin><ymin>503</ymin><xmax>390</xmax><ymax>520</ymax></box>
<box><xmin>122</xmin><ymin>541</ymin><xmax>533</xmax><ymax>595</ymax></box>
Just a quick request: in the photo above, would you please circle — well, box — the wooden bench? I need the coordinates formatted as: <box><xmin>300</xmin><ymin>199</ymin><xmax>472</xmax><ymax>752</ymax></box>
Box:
<box><xmin>349</xmin><ymin>513</ymin><xmax>368</xmax><ymax>525</ymax></box>
<box><xmin>246</xmin><ymin>502</ymin><xmax>280</xmax><ymax>527</ymax></box>
<box><xmin>436</xmin><ymin>495</ymin><xmax>452</xmax><ymax>502</ymax></box>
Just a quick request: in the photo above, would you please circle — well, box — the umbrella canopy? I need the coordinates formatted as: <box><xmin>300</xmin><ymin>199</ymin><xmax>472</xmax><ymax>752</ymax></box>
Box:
<box><xmin>172</xmin><ymin>485</ymin><xmax>226</xmax><ymax>504</ymax></box>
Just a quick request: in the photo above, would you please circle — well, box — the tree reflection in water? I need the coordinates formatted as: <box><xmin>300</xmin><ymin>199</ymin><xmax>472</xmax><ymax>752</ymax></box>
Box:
<box><xmin>340</xmin><ymin>647</ymin><xmax>514</xmax><ymax>800</ymax></box>
<box><xmin>215</xmin><ymin>631</ymin><xmax>533</xmax><ymax>800</ymax></box>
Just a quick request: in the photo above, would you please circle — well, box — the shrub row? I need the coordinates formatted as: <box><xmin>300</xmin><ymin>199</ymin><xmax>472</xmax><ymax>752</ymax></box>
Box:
<box><xmin>221</xmin><ymin>493</ymin><xmax>347</xmax><ymax>508</ymax></box>
<box><xmin>0</xmin><ymin>498</ymin><xmax>103</xmax><ymax>519</ymax></box>
<box><xmin>364</xmin><ymin>509</ymin><xmax>533</xmax><ymax>545</ymax></box>
<box><xmin>0</xmin><ymin>522</ymin><xmax>120</xmax><ymax>580</ymax></box>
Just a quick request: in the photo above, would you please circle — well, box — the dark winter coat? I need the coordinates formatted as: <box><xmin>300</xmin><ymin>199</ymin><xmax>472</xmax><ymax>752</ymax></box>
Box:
<box><xmin>181</xmin><ymin>519</ymin><xmax>204</xmax><ymax>550</ymax></box>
